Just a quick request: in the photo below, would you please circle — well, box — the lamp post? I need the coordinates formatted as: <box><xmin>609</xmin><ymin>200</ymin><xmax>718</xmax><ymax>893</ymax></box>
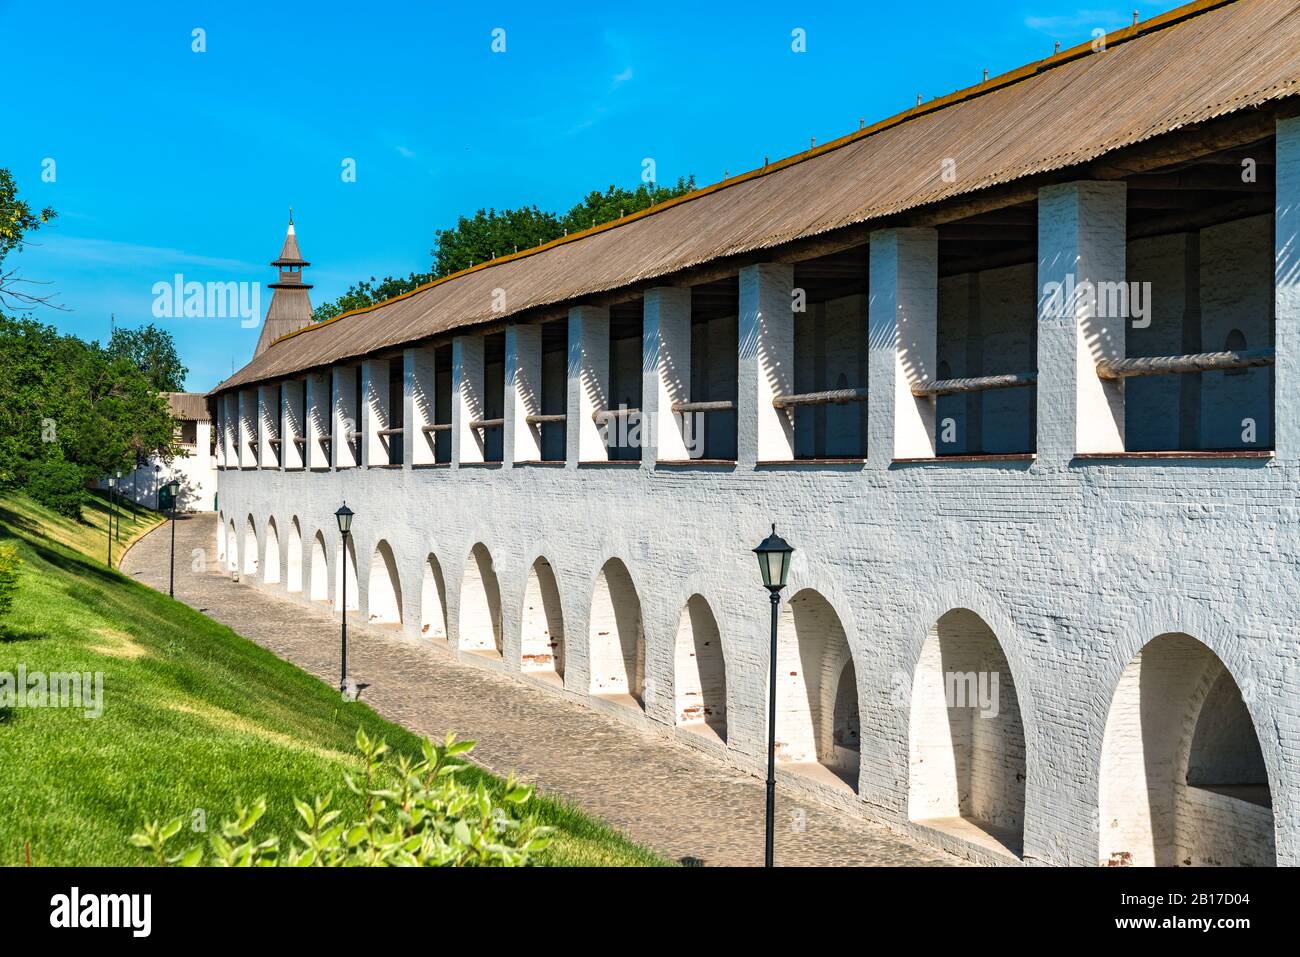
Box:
<box><xmin>106</xmin><ymin>475</ymin><xmax>116</xmax><ymax>568</ymax></box>
<box><xmin>335</xmin><ymin>502</ymin><xmax>354</xmax><ymax>695</ymax></box>
<box><xmin>753</xmin><ymin>523</ymin><xmax>794</xmax><ymax>868</ymax></box>
<box><xmin>164</xmin><ymin>480</ymin><xmax>180</xmax><ymax>597</ymax></box>
<box><xmin>114</xmin><ymin>470</ymin><xmax>123</xmax><ymax>542</ymax></box>
<box><xmin>153</xmin><ymin>464</ymin><xmax>162</xmax><ymax>510</ymax></box>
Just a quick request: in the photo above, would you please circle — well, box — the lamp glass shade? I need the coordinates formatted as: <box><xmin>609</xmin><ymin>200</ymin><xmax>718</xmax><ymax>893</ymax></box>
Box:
<box><xmin>164</xmin><ymin>480</ymin><xmax>180</xmax><ymax>496</ymax></box>
<box><xmin>753</xmin><ymin>524</ymin><xmax>794</xmax><ymax>589</ymax></box>
<box><xmin>335</xmin><ymin>503</ymin><xmax>354</xmax><ymax>535</ymax></box>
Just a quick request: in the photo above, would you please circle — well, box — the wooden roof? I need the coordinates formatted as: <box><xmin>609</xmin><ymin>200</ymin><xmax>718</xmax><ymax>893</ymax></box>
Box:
<box><xmin>163</xmin><ymin>392</ymin><xmax>211</xmax><ymax>422</ymax></box>
<box><xmin>213</xmin><ymin>0</ymin><xmax>1300</xmax><ymax>398</ymax></box>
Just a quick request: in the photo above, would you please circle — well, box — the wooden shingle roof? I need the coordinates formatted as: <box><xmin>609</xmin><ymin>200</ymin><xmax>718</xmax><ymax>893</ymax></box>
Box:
<box><xmin>213</xmin><ymin>0</ymin><xmax>1300</xmax><ymax>398</ymax></box>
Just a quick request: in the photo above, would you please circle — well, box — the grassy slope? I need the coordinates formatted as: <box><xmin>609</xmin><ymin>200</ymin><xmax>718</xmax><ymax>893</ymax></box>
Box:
<box><xmin>0</xmin><ymin>492</ymin><xmax>662</xmax><ymax>866</ymax></box>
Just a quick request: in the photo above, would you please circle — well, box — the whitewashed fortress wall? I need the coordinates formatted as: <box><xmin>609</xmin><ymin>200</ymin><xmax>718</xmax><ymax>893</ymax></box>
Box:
<box><xmin>211</xmin><ymin>78</ymin><xmax>1300</xmax><ymax>865</ymax></box>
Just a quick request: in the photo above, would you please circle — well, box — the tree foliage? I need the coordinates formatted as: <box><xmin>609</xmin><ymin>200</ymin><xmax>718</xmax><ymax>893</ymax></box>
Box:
<box><xmin>312</xmin><ymin>176</ymin><xmax>696</xmax><ymax>323</ymax></box>
<box><xmin>0</xmin><ymin>167</ymin><xmax>57</xmax><ymax>311</ymax></box>
<box><xmin>130</xmin><ymin>730</ymin><xmax>552</xmax><ymax>867</ymax></box>
<box><xmin>0</xmin><ymin>314</ymin><xmax>178</xmax><ymax>518</ymax></box>
<box><xmin>106</xmin><ymin>322</ymin><xmax>188</xmax><ymax>392</ymax></box>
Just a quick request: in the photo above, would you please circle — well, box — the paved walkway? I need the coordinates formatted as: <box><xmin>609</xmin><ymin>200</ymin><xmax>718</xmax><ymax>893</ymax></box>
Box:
<box><xmin>122</xmin><ymin>513</ymin><xmax>958</xmax><ymax>867</ymax></box>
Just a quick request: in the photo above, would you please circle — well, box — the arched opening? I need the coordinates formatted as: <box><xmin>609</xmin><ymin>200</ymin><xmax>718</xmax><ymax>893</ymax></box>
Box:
<box><xmin>263</xmin><ymin>518</ymin><xmax>281</xmax><ymax>584</ymax></box>
<box><xmin>458</xmin><ymin>543</ymin><xmax>502</xmax><ymax>656</ymax></box>
<box><xmin>216</xmin><ymin>513</ymin><xmax>226</xmax><ymax>566</ymax></box>
<box><xmin>521</xmin><ymin>557</ymin><xmax>564</xmax><ymax>684</ymax></box>
<box><xmin>309</xmin><ymin>531</ymin><xmax>329</xmax><ymax>603</ymax></box>
<box><xmin>333</xmin><ymin>535</ymin><xmax>358</xmax><ymax>611</ymax></box>
<box><xmin>1098</xmin><ymin>633</ymin><xmax>1274</xmax><ymax>867</ymax></box>
<box><xmin>588</xmin><ymin>559</ymin><xmax>644</xmax><ymax>710</ymax></box>
<box><xmin>908</xmin><ymin>608</ymin><xmax>1026</xmax><ymax>858</ymax></box>
<box><xmin>367</xmin><ymin>540</ymin><xmax>402</xmax><ymax>626</ymax></box>
<box><xmin>286</xmin><ymin>518</ymin><xmax>303</xmax><ymax>593</ymax></box>
<box><xmin>242</xmin><ymin>517</ymin><xmax>259</xmax><ymax>576</ymax></box>
<box><xmin>226</xmin><ymin>521</ymin><xmax>238</xmax><ymax>573</ymax></box>
<box><xmin>420</xmin><ymin>554</ymin><xmax>448</xmax><ymax>641</ymax></box>
<box><xmin>673</xmin><ymin>595</ymin><xmax>726</xmax><ymax>741</ymax></box>
<box><xmin>775</xmin><ymin>589</ymin><xmax>858</xmax><ymax>790</ymax></box>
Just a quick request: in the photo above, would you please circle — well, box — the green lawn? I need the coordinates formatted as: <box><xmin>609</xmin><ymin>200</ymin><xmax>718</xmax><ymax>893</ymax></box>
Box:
<box><xmin>0</xmin><ymin>491</ymin><xmax>663</xmax><ymax>866</ymax></box>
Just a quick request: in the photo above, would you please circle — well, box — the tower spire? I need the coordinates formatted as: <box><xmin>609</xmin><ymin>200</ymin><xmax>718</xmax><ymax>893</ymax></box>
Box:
<box><xmin>253</xmin><ymin>215</ymin><xmax>315</xmax><ymax>357</ymax></box>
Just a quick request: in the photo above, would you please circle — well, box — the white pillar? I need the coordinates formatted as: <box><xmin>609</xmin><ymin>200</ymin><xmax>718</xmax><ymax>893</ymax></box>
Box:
<box><xmin>452</xmin><ymin>335</ymin><xmax>485</xmax><ymax>465</ymax></box>
<box><xmin>403</xmin><ymin>346</ymin><xmax>437</xmax><ymax>466</ymax></box>
<box><xmin>331</xmin><ymin>365</ymin><xmax>358</xmax><ymax>469</ymax></box>
<box><xmin>867</xmin><ymin>228</ymin><xmax>938</xmax><ymax>465</ymax></box>
<box><xmin>1037</xmin><ymin>181</ymin><xmax>1127</xmax><ymax>463</ymax></box>
<box><xmin>214</xmin><ymin>401</ymin><xmax>226</xmax><ymax>468</ymax></box>
<box><xmin>305</xmin><ymin>372</ymin><xmax>330</xmax><ymax>469</ymax></box>
<box><xmin>257</xmin><ymin>384</ymin><xmax>279</xmax><ymax>468</ymax></box>
<box><xmin>738</xmin><ymin>263</ymin><xmax>795</xmax><ymax>465</ymax></box>
<box><xmin>281</xmin><ymin>379</ymin><xmax>305</xmax><ymax>469</ymax></box>
<box><xmin>566</xmin><ymin>305</ymin><xmax>610</xmax><ymax>464</ymax></box>
<box><xmin>1276</xmin><ymin>116</ymin><xmax>1300</xmax><ymax>462</ymax></box>
<box><xmin>360</xmin><ymin>358</ymin><xmax>390</xmax><ymax>467</ymax></box>
<box><xmin>642</xmin><ymin>287</ymin><xmax>692</xmax><ymax>463</ymax></box>
<box><xmin>237</xmin><ymin>389</ymin><xmax>257</xmax><ymax>468</ymax></box>
<box><xmin>505</xmin><ymin>324</ymin><xmax>543</xmax><ymax>464</ymax></box>
<box><xmin>223</xmin><ymin>393</ymin><xmax>237</xmax><ymax>466</ymax></box>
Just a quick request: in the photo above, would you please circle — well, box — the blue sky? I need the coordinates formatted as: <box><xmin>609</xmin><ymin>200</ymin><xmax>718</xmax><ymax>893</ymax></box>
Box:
<box><xmin>1</xmin><ymin>0</ymin><xmax>1185</xmax><ymax>391</ymax></box>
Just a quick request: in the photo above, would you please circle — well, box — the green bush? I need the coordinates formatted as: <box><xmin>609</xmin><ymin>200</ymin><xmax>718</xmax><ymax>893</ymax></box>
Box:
<box><xmin>130</xmin><ymin>730</ymin><xmax>552</xmax><ymax>867</ymax></box>
<box><xmin>21</xmin><ymin>457</ymin><xmax>86</xmax><ymax>519</ymax></box>
<box><xmin>0</xmin><ymin>543</ymin><xmax>20</xmax><ymax>618</ymax></box>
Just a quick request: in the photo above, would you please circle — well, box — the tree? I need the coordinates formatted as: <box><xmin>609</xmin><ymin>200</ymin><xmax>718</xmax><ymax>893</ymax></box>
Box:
<box><xmin>106</xmin><ymin>323</ymin><xmax>188</xmax><ymax>392</ymax></box>
<box><xmin>0</xmin><ymin>167</ymin><xmax>58</xmax><ymax>311</ymax></box>
<box><xmin>312</xmin><ymin>176</ymin><xmax>697</xmax><ymax>322</ymax></box>
<box><xmin>0</xmin><ymin>314</ymin><xmax>177</xmax><ymax>517</ymax></box>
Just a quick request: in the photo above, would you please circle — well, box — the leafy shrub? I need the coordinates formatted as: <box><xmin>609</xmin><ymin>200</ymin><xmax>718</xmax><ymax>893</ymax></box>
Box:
<box><xmin>130</xmin><ymin>730</ymin><xmax>551</xmax><ymax>866</ymax></box>
<box><xmin>22</xmin><ymin>457</ymin><xmax>85</xmax><ymax>519</ymax></box>
<box><xmin>0</xmin><ymin>543</ymin><xmax>20</xmax><ymax>618</ymax></box>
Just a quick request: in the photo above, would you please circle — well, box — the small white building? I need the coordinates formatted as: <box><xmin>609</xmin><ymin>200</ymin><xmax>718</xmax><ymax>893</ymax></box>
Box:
<box><xmin>118</xmin><ymin>392</ymin><xmax>218</xmax><ymax>512</ymax></box>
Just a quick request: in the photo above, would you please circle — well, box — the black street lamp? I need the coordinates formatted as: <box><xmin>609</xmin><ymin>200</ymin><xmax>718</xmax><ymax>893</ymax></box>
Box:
<box><xmin>153</xmin><ymin>464</ymin><xmax>162</xmax><ymax>510</ymax></box>
<box><xmin>753</xmin><ymin>523</ymin><xmax>794</xmax><ymax>868</ymax></box>
<box><xmin>164</xmin><ymin>480</ymin><xmax>180</xmax><ymax>597</ymax></box>
<box><xmin>335</xmin><ymin>502</ymin><xmax>355</xmax><ymax>695</ymax></box>
<box><xmin>114</xmin><ymin>470</ymin><xmax>123</xmax><ymax>542</ymax></box>
<box><xmin>106</xmin><ymin>475</ymin><xmax>116</xmax><ymax>568</ymax></box>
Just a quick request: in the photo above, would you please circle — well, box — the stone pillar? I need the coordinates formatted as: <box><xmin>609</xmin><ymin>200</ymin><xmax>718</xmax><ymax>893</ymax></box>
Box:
<box><xmin>331</xmin><ymin>365</ymin><xmax>358</xmax><ymax>469</ymax></box>
<box><xmin>281</xmin><ymin>379</ymin><xmax>305</xmax><ymax>469</ymax></box>
<box><xmin>737</xmin><ymin>264</ymin><xmax>795</xmax><ymax>465</ymax></box>
<box><xmin>1037</xmin><ymin>181</ymin><xmax>1127</xmax><ymax>464</ymax></box>
<box><xmin>257</xmin><ymin>384</ymin><xmax>279</xmax><ymax>468</ymax></box>
<box><xmin>360</xmin><ymin>358</ymin><xmax>391</xmax><ymax>467</ymax></box>
<box><xmin>223</xmin><ymin>393</ymin><xmax>237</xmax><ymax>466</ymax></box>
<box><xmin>867</xmin><ymin>228</ymin><xmax>938</xmax><ymax>466</ymax></box>
<box><xmin>305</xmin><ymin>372</ymin><xmax>330</xmax><ymax>469</ymax></box>
<box><xmin>403</xmin><ymin>346</ymin><xmax>437</xmax><ymax>466</ymax></box>
<box><xmin>452</xmin><ymin>335</ymin><xmax>485</xmax><ymax>466</ymax></box>
<box><xmin>505</xmin><ymin>324</ymin><xmax>543</xmax><ymax>465</ymax></box>
<box><xmin>237</xmin><ymin>389</ymin><xmax>257</xmax><ymax>468</ymax></box>
<box><xmin>641</xmin><ymin>287</ymin><xmax>692</xmax><ymax>463</ymax></box>
<box><xmin>1276</xmin><ymin>116</ymin><xmax>1300</xmax><ymax>462</ymax></box>
<box><xmin>566</xmin><ymin>305</ymin><xmax>610</xmax><ymax>464</ymax></box>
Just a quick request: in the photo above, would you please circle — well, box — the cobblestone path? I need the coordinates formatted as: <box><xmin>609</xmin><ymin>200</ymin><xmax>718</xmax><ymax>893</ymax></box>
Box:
<box><xmin>122</xmin><ymin>513</ymin><xmax>960</xmax><ymax>867</ymax></box>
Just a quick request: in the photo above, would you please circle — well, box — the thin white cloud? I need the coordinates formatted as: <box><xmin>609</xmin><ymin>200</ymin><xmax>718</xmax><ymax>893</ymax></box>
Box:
<box><xmin>612</xmin><ymin>66</ymin><xmax>633</xmax><ymax>84</ymax></box>
<box><xmin>36</xmin><ymin>235</ymin><xmax>262</xmax><ymax>273</ymax></box>
<box><xmin>395</xmin><ymin>145</ymin><xmax>416</xmax><ymax>158</ymax></box>
<box><xmin>1024</xmin><ymin>8</ymin><xmax>1130</xmax><ymax>35</ymax></box>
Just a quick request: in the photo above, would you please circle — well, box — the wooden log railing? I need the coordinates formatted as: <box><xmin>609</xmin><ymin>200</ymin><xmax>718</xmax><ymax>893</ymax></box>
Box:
<box><xmin>420</xmin><ymin>423</ymin><xmax>451</xmax><ymax>434</ymax></box>
<box><xmin>911</xmin><ymin>372</ymin><xmax>1038</xmax><ymax>397</ymax></box>
<box><xmin>1096</xmin><ymin>348</ymin><xmax>1275</xmax><ymax>381</ymax></box>
<box><xmin>469</xmin><ymin>417</ymin><xmax>504</xmax><ymax>431</ymax></box>
<box><xmin>772</xmin><ymin>388</ymin><xmax>867</xmax><ymax>410</ymax></box>
<box><xmin>377</xmin><ymin>427</ymin><xmax>404</xmax><ymax>437</ymax></box>
<box><xmin>293</xmin><ymin>437</ymin><xmax>307</xmax><ymax>446</ymax></box>
<box><xmin>525</xmin><ymin>413</ymin><xmax>567</xmax><ymax>425</ymax></box>
<box><xmin>593</xmin><ymin>407</ymin><xmax>641</xmax><ymax>425</ymax></box>
<box><xmin>671</xmin><ymin>399</ymin><xmax>736</xmax><ymax>414</ymax></box>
